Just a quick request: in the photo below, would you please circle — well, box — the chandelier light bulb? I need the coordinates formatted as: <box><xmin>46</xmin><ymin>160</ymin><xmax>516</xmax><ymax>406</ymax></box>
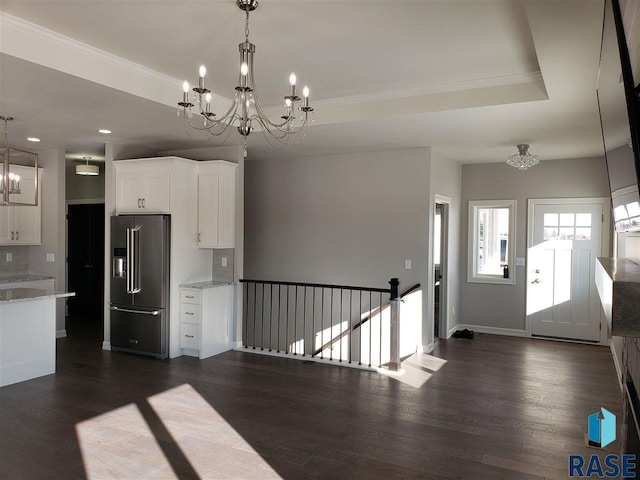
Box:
<box><xmin>183</xmin><ymin>81</ymin><xmax>190</xmax><ymax>93</ymax></box>
<box><xmin>285</xmin><ymin>98</ymin><xmax>292</xmax><ymax>107</ymax></box>
<box><xmin>15</xmin><ymin>175</ymin><xmax>20</xmax><ymax>182</ymax></box>
<box><xmin>289</xmin><ymin>73</ymin><xmax>297</xmax><ymax>86</ymax></box>
<box><xmin>199</xmin><ymin>65</ymin><xmax>207</xmax><ymax>77</ymax></box>
<box><xmin>303</xmin><ymin>86</ymin><xmax>309</xmax><ymax>98</ymax></box>
<box><xmin>241</xmin><ymin>63</ymin><xmax>249</xmax><ymax>76</ymax></box>
<box><xmin>8</xmin><ymin>173</ymin><xmax>14</xmax><ymax>180</ymax></box>
<box><xmin>205</xmin><ymin>93</ymin><xmax>212</xmax><ymax>103</ymax></box>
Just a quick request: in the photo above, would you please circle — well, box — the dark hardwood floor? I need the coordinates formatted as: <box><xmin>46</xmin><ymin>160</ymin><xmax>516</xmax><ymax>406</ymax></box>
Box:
<box><xmin>0</xmin><ymin>333</ymin><xmax>624</xmax><ymax>479</ymax></box>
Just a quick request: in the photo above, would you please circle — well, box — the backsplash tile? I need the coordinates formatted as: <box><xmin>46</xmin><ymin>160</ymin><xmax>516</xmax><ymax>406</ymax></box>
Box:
<box><xmin>212</xmin><ymin>248</ymin><xmax>234</xmax><ymax>283</ymax></box>
<box><xmin>0</xmin><ymin>246</ymin><xmax>29</xmax><ymax>275</ymax></box>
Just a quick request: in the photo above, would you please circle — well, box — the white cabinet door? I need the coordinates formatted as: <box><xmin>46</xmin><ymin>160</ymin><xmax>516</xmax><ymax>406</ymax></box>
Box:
<box><xmin>116</xmin><ymin>172</ymin><xmax>142</xmax><ymax>213</ymax></box>
<box><xmin>141</xmin><ymin>169</ymin><xmax>170</xmax><ymax>213</ymax></box>
<box><xmin>196</xmin><ymin>162</ymin><xmax>236</xmax><ymax>248</ymax></box>
<box><xmin>0</xmin><ymin>207</ymin><xmax>11</xmax><ymax>243</ymax></box>
<box><xmin>116</xmin><ymin>164</ymin><xmax>170</xmax><ymax>214</ymax></box>
<box><xmin>197</xmin><ymin>174</ymin><xmax>220</xmax><ymax>248</ymax></box>
<box><xmin>200</xmin><ymin>285</ymin><xmax>233</xmax><ymax>359</ymax></box>
<box><xmin>0</xmin><ymin>167</ymin><xmax>41</xmax><ymax>245</ymax></box>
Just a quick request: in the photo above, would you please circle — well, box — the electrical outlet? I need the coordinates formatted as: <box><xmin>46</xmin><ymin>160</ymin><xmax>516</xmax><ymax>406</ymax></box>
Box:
<box><xmin>5</xmin><ymin>253</ymin><xmax>12</xmax><ymax>262</ymax></box>
<box><xmin>515</xmin><ymin>257</ymin><xmax>525</xmax><ymax>266</ymax></box>
<box><xmin>46</xmin><ymin>253</ymin><xmax>55</xmax><ymax>263</ymax></box>
<box><xmin>221</xmin><ymin>256</ymin><xmax>228</xmax><ymax>267</ymax></box>
<box><xmin>405</xmin><ymin>259</ymin><xmax>412</xmax><ymax>269</ymax></box>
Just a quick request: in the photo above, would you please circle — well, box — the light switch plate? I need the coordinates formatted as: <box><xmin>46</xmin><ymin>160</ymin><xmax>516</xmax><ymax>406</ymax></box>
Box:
<box><xmin>515</xmin><ymin>257</ymin><xmax>525</xmax><ymax>266</ymax></box>
<box><xmin>5</xmin><ymin>253</ymin><xmax>12</xmax><ymax>262</ymax></box>
<box><xmin>405</xmin><ymin>259</ymin><xmax>412</xmax><ymax>269</ymax></box>
<box><xmin>46</xmin><ymin>253</ymin><xmax>55</xmax><ymax>263</ymax></box>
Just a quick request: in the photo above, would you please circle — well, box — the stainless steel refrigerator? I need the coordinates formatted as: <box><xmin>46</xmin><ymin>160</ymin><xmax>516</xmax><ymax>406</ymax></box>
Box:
<box><xmin>110</xmin><ymin>215</ymin><xmax>170</xmax><ymax>359</ymax></box>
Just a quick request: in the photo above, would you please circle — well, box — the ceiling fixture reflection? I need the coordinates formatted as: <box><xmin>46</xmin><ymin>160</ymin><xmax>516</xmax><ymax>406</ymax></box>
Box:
<box><xmin>76</xmin><ymin>156</ymin><xmax>99</xmax><ymax>176</ymax></box>
<box><xmin>177</xmin><ymin>0</ymin><xmax>314</xmax><ymax>158</ymax></box>
<box><xmin>0</xmin><ymin>115</ymin><xmax>38</xmax><ymax>206</ymax></box>
<box><xmin>506</xmin><ymin>144</ymin><xmax>540</xmax><ymax>170</ymax></box>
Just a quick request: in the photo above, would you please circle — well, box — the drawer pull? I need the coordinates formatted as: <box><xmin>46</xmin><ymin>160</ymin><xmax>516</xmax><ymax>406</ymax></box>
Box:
<box><xmin>185</xmin><ymin>312</ymin><xmax>194</xmax><ymax>315</ymax></box>
<box><xmin>186</xmin><ymin>295</ymin><xmax>195</xmax><ymax>299</ymax></box>
<box><xmin>185</xmin><ymin>334</ymin><xmax>195</xmax><ymax>338</ymax></box>
<box><xmin>129</xmin><ymin>339</ymin><xmax>139</xmax><ymax>344</ymax></box>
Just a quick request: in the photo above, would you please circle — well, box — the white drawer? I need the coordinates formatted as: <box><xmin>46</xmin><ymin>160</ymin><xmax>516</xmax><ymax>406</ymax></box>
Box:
<box><xmin>181</xmin><ymin>303</ymin><xmax>201</xmax><ymax>324</ymax></box>
<box><xmin>180</xmin><ymin>323</ymin><xmax>200</xmax><ymax>349</ymax></box>
<box><xmin>181</xmin><ymin>290</ymin><xmax>201</xmax><ymax>304</ymax></box>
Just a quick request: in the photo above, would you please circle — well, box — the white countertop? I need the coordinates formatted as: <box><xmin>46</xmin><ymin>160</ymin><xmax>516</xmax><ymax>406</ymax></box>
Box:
<box><xmin>0</xmin><ymin>288</ymin><xmax>75</xmax><ymax>304</ymax></box>
<box><xmin>0</xmin><ymin>274</ymin><xmax>55</xmax><ymax>284</ymax></box>
<box><xmin>179</xmin><ymin>280</ymin><xmax>234</xmax><ymax>289</ymax></box>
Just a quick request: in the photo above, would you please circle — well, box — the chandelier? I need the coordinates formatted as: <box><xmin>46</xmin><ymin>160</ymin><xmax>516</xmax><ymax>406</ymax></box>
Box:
<box><xmin>178</xmin><ymin>0</ymin><xmax>314</xmax><ymax>157</ymax></box>
<box><xmin>0</xmin><ymin>116</ymin><xmax>38</xmax><ymax>206</ymax></box>
<box><xmin>506</xmin><ymin>144</ymin><xmax>539</xmax><ymax>170</ymax></box>
<box><xmin>76</xmin><ymin>156</ymin><xmax>99</xmax><ymax>176</ymax></box>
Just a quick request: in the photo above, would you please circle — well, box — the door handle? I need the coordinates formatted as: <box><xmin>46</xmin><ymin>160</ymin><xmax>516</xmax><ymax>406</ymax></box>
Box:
<box><xmin>137</xmin><ymin>198</ymin><xmax>141</xmax><ymax>208</ymax></box>
<box><xmin>142</xmin><ymin>198</ymin><xmax>146</xmax><ymax>208</ymax></box>
<box><xmin>15</xmin><ymin>231</ymin><xmax>18</xmax><ymax>241</ymax></box>
<box><xmin>10</xmin><ymin>231</ymin><xmax>14</xmax><ymax>240</ymax></box>
<box><xmin>531</xmin><ymin>278</ymin><xmax>540</xmax><ymax>284</ymax></box>
<box><xmin>534</xmin><ymin>269</ymin><xmax>540</xmax><ymax>274</ymax></box>
<box><xmin>110</xmin><ymin>306</ymin><xmax>159</xmax><ymax>315</ymax></box>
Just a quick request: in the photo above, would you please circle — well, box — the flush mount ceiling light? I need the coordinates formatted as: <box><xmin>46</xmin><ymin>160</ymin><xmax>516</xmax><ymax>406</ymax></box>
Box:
<box><xmin>177</xmin><ymin>0</ymin><xmax>314</xmax><ymax>158</ymax></box>
<box><xmin>506</xmin><ymin>144</ymin><xmax>540</xmax><ymax>170</ymax></box>
<box><xmin>76</xmin><ymin>156</ymin><xmax>99</xmax><ymax>176</ymax></box>
<box><xmin>0</xmin><ymin>115</ymin><xmax>38</xmax><ymax>206</ymax></box>
<box><xmin>98</xmin><ymin>129</ymin><xmax>111</xmax><ymax>134</ymax></box>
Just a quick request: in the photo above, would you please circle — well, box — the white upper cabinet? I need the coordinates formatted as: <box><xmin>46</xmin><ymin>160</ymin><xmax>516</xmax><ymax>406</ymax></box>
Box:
<box><xmin>115</xmin><ymin>162</ymin><xmax>170</xmax><ymax>214</ymax></box>
<box><xmin>197</xmin><ymin>161</ymin><xmax>237</xmax><ymax>248</ymax></box>
<box><xmin>0</xmin><ymin>166</ymin><xmax>42</xmax><ymax>245</ymax></box>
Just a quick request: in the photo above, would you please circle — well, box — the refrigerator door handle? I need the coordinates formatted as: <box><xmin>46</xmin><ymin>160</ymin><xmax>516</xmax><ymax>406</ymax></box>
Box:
<box><xmin>126</xmin><ymin>226</ymin><xmax>142</xmax><ymax>294</ymax></box>
<box><xmin>110</xmin><ymin>305</ymin><xmax>159</xmax><ymax>316</ymax></box>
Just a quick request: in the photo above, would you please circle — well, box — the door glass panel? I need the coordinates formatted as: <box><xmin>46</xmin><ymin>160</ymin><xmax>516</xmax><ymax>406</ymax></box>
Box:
<box><xmin>559</xmin><ymin>227</ymin><xmax>575</xmax><ymax>239</ymax></box>
<box><xmin>544</xmin><ymin>213</ymin><xmax>559</xmax><ymax>226</ymax></box>
<box><xmin>576</xmin><ymin>213</ymin><xmax>592</xmax><ymax>227</ymax></box>
<box><xmin>544</xmin><ymin>228</ymin><xmax>558</xmax><ymax>240</ymax></box>
<box><xmin>560</xmin><ymin>214</ymin><xmax>575</xmax><ymax>226</ymax></box>
<box><xmin>575</xmin><ymin>227</ymin><xmax>592</xmax><ymax>240</ymax></box>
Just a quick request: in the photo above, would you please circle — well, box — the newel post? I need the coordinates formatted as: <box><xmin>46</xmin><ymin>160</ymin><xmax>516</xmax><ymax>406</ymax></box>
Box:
<box><xmin>389</xmin><ymin>278</ymin><xmax>401</xmax><ymax>371</ymax></box>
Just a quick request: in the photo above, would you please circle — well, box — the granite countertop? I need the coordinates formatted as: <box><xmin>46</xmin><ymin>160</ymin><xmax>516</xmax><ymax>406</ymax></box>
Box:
<box><xmin>179</xmin><ymin>280</ymin><xmax>235</xmax><ymax>289</ymax></box>
<box><xmin>0</xmin><ymin>288</ymin><xmax>75</xmax><ymax>304</ymax></box>
<box><xmin>597</xmin><ymin>257</ymin><xmax>640</xmax><ymax>283</ymax></box>
<box><xmin>0</xmin><ymin>274</ymin><xmax>55</xmax><ymax>284</ymax></box>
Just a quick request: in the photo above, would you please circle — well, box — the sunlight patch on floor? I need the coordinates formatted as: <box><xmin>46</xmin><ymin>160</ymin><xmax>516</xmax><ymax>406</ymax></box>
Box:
<box><xmin>76</xmin><ymin>403</ymin><xmax>178</xmax><ymax>479</ymax></box>
<box><xmin>76</xmin><ymin>384</ymin><xmax>282</xmax><ymax>480</ymax></box>
<box><xmin>380</xmin><ymin>352</ymin><xmax>447</xmax><ymax>389</ymax></box>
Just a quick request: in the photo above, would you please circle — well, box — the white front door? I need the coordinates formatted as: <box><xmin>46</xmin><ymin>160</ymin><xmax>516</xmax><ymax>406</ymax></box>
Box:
<box><xmin>527</xmin><ymin>199</ymin><xmax>609</xmax><ymax>342</ymax></box>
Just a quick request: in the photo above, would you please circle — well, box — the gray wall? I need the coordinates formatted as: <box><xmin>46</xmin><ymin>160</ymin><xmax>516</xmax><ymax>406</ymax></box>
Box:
<box><xmin>66</xmin><ymin>161</ymin><xmax>105</xmax><ymax>201</ymax></box>
<box><xmin>459</xmin><ymin>156</ymin><xmax>609</xmax><ymax>330</ymax></box>
<box><xmin>244</xmin><ymin>147</ymin><xmax>462</xmax><ymax>350</ymax></box>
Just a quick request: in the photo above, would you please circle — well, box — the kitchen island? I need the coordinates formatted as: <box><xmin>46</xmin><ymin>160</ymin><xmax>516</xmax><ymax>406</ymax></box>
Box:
<box><xmin>0</xmin><ymin>288</ymin><xmax>74</xmax><ymax>388</ymax></box>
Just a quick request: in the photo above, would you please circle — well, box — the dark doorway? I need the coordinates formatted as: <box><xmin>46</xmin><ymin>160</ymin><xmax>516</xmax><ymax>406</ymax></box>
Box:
<box><xmin>67</xmin><ymin>203</ymin><xmax>104</xmax><ymax>339</ymax></box>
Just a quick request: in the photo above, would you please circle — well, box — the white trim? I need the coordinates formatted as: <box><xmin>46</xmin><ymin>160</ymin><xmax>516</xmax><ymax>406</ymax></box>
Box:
<box><xmin>610</xmin><ymin>339</ymin><xmax>624</xmax><ymax>390</ymax></box>
<box><xmin>467</xmin><ymin>199</ymin><xmax>517</xmax><ymax>285</ymax></box>
<box><xmin>56</xmin><ymin>329</ymin><xmax>67</xmax><ymax>339</ymax></box>
<box><xmin>455</xmin><ymin>324</ymin><xmax>527</xmax><ymax>338</ymax></box>
<box><xmin>447</xmin><ymin>326</ymin><xmax>459</xmax><ymax>339</ymax></box>
<box><xmin>231</xmin><ymin>341</ymin><xmax>243</xmax><ymax>349</ymax></box>
<box><xmin>102</xmin><ymin>341</ymin><xmax>111</xmax><ymax>351</ymax></box>
<box><xmin>525</xmin><ymin>197</ymin><xmax>611</xmax><ymax>339</ymax></box>
<box><xmin>422</xmin><ymin>343</ymin><xmax>435</xmax><ymax>354</ymax></box>
<box><xmin>233</xmin><ymin>347</ymin><xmax>378</xmax><ymax>372</ymax></box>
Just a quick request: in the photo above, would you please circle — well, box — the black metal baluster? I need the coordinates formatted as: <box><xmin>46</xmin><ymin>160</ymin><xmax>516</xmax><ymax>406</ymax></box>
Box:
<box><xmin>369</xmin><ymin>291</ymin><xmax>372</xmax><ymax>367</ymax></box>
<box><xmin>379</xmin><ymin>291</ymin><xmax>383</xmax><ymax>368</ymax></box>
<box><xmin>294</xmin><ymin>286</ymin><xmax>298</xmax><ymax>355</ymax></box>
<box><xmin>312</xmin><ymin>287</ymin><xmax>316</xmax><ymax>358</ymax></box>
<box><xmin>286</xmin><ymin>285</ymin><xmax>290</xmax><ymax>354</ymax></box>
<box><xmin>269</xmin><ymin>283</ymin><xmax>273</xmax><ymax>351</ymax></box>
<box><xmin>330</xmin><ymin>288</ymin><xmax>334</xmax><ymax>361</ymax></box>
<box><xmin>243</xmin><ymin>282</ymin><xmax>248</xmax><ymax>348</ymax></box>
<box><xmin>321</xmin><ymin>288</ymin><xmax>325</xmax><ymax>359</ymax></box>
<box><xmin>349</xmin><ymin>289</ymin><xmax>353</xmax><ymax>364</ymax></box>
<box><xmin>302</xmin><ymin>286</ymin><xmax>307</xmax><ymax>356</ymax></box>
<box><xmin>260</xmin><ymin>283</ymin><xmax>265</xmax><ymax>350</ymax></box>
<box><xmin>277</xmin><ymin>284</ymin><xmax>281</xmax><ymax>353</ymax></box>
<box><xmin>252</xmin><ymin>283</ymin><xmax>257</xmax><ymax>350</ymax></box>
<box><xmin>339</xmin><ymin>289</ymin><xmax>343</xmax><ymax>362</ymax></box>
<box><xmin>359</xmin><ymin>291</ymin><xmax>362</xmax><ymax>365</ymax></box>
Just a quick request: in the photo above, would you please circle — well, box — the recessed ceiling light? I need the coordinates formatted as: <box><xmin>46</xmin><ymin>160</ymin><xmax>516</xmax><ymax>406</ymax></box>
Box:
<box><xmin>98</xmin><ymin>129</ymin><xmax>111</xmax><ymax>134</ymax></box>
<box><xmin>27</xmin><ymin>137</ymin><xmax>40</xmax><ymax>142</ymax></box>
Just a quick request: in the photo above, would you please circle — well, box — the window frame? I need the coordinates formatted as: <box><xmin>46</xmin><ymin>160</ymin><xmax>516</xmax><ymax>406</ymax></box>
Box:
<box><xmin>467</xmin><ymin>199</ymin><xmax>516</xmax><ymax>285</ymax></box>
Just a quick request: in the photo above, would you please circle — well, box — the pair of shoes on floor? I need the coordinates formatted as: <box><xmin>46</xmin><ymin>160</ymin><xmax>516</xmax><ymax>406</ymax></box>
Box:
<box><xmin>452</xmin><ymin>328</ymin><xmax>474</xmax><ymax>339</ymax></box>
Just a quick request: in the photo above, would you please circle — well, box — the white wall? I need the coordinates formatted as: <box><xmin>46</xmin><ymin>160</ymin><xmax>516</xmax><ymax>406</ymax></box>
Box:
<box><xmin>458</xmin><ymin>156</ymin><xmax>609</xmax><ymax>332</ymax></box>
<box><xmin>28</xmin><ymin>150</ymin><xmax>66</xmax><ymax>335</ymax></box>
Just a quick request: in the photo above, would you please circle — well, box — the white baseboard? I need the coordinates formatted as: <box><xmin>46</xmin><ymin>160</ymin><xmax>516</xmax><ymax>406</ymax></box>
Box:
<box><xmin>233</xmin><ymin>347</ymin><xmax>377</xmax><ymax>372</ymax></box>
<box><xmin>422</xmin><ymin>343</ymin><xmax>434</xmax><ymax>353</ymax></box>
<box><xmin>231</xmin><ymin>341</ymin><xmax>243</xmax><ymax>349</ymax></box>
<box><xmin>102</xmin><ymin>341</ymin><xmax>111</xmax><ymax>351</ymax></box>
<box><xmin>56</xmin><ymin>329</ymin><xmax>67</xmax><ymax>339</ymax></box>
<box><xmin>455</xmin><ymin>324</ymin><xmax>527</xmax><ymax>338</ymax></box>
<box><xmin>447</xmin><ymin>326</ymin><xmax>458</xmax><ymax>339</ymax></box>
<box><xmin>609</xmin><ymin>339</ymin><xmax>624</xmax><ymax>391</ymax></box>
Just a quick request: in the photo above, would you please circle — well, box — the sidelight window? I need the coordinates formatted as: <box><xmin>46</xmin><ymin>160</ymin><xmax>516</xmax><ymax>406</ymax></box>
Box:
<box><xmin>468</xmin><ymin>200</ymin><xmax>516</xmax><ymax>285</ymax></box>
